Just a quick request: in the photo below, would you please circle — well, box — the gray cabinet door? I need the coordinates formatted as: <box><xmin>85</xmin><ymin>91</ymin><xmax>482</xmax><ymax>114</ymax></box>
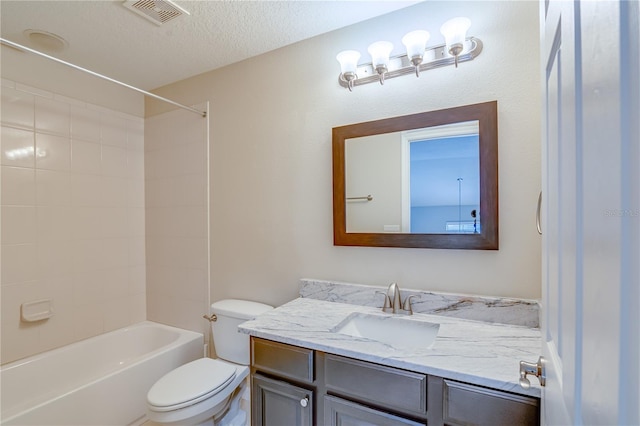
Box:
<box><xmin>251</xmin><ymin>373</ymin><xmax>313</xmax><ymax>426</ymax></box>
<box><xmin>324</xmin><ymin>395</ymin><xmax>426</xmax><ymax>426</ymax></box>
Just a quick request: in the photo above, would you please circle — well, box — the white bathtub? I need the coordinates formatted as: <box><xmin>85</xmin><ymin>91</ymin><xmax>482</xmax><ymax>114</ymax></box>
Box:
<box><xmin>1</xmin><ymin>321</ymin><xmax>203</xmax><ymax>426</ymax></box>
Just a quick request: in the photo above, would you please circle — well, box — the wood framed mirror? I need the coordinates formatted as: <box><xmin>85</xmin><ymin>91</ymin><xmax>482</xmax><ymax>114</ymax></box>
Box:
<box><xmin>332</xmin><ymin>101</ymin><xmax>498</xmax><ymax>249</ymax></box>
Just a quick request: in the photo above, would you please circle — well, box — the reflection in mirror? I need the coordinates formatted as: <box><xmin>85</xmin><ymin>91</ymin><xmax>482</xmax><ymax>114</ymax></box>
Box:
<box><xmin>333</xmin><ymin>101</ymin><xmax>498</xmax><ymax>249</ymax></box>
<box><xmin>346</xmin><ymin>121</ymin><xmax>480</xmax><ymax>234</ymax></box>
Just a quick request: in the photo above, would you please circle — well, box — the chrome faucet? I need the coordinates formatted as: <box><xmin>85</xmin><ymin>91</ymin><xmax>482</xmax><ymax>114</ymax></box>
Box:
<box><xmin>376</xmin><ymin>282</ymin><xmax>416</xmax><ymax>315</ymax></box>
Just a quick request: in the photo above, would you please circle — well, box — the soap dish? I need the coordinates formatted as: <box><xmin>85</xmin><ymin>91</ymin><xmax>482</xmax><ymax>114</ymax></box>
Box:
<box><xmin>21</xmin><ymin>299</ymin><xmax>54</xmax><ymax>322</ymax></box>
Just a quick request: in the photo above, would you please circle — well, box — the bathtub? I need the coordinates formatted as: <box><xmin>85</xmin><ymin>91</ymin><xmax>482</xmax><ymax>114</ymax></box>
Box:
<box><xmin>1</xmin><ymin>321</ymin><xmax>203</xmax><ymax>426</ymax></box>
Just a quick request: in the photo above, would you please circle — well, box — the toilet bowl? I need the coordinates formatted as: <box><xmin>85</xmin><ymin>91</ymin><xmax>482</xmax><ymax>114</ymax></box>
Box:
<box><xmin>146</xmin><ymin>300</ymin><xmax>273</xmax><ymax>426</ymax></box>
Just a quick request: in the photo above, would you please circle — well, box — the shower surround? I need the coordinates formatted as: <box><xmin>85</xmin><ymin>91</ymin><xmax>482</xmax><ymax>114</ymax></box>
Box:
<box><xmin>1</xmin><ymin>78</ymin><xmax>146</xmax><ymax>364</ymax></box>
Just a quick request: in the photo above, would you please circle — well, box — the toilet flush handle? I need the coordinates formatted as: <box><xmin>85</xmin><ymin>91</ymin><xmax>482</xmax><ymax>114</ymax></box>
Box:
<box><xmin>519</xmin><ymin>356</ymin><xmax>546</xmax><ymax>389</ymax></box>
<box><xmin>203</xmin><ymin>314</ymin><xmax>217</xmax><ymax>322</ymax></box>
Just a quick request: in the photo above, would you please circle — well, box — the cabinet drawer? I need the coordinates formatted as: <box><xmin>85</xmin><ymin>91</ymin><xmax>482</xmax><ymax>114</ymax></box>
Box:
<box><xmin>324</xmin><ymin>354</ymin><xmax>427</xmax><ymax>417</ymax></box>
<box><xmin>324</xmin><ymin>395</ymin><xmax>426</xmax><ymax>426</ymax></box>
<box><xmin>443</xmin><ymin>380</ymin><xmax>539</xmax><ymax>426</ymax></box>
<box><xmin>251</xmin><ymin>338</ymin><xmax>314</xmax><ymax>383</ymax></box>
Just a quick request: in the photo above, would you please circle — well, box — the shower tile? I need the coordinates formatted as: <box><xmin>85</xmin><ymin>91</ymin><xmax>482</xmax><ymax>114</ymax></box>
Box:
<box><xmin>73</xmin><ymin>303</ymin><xmax>104</xmax><ymax>340</ymax></box>
<box><xmin>36</xmin><ymin>240</ymin><xmax>73</xmax><ymax>280</ymax></box>
<box><xmin>102</xmin><ymin>176</ymin><xmax>128</xmax><ymax>207</ymax></box>
<box><xmin>73</xmin><ymin>271</ymin><xmax>105</xmax><ymax>306</ymax></box>
<box><xmin>37</xmin><ymin>206</ymin><xmax>73</xmax><ymax>242</ymax></box>
<box><xmin>127</xmin><ymin>149</ymin><xmax>145</xmax><ymax>178</ymax></box>
<box><xmin>102</xmin><ymin>238</ymin><xmax>130</xmax><ymax>269</ymax></box>
<box><xmin>72</xmin><ymin>239</ymin><xmax>104</xmax><ymax>272</ymax></box>
<box><xmin>1</xmin><ymin>243</ymin><xmax>37</xmax><ymax>285</ymax></box>
<box><xmin>143</xmin><ymin>149</ymin><xmax>170</xmax><ymax>180</ymax></box>
<box><xmin>177</xmin><ymin>174</ymin><xmax>207</xmax><ymax>206</ymax></box>
<box><xmin>128</xmin><ymin>265</ymin><xmax>146</xmax><ymax>295</ymax></box>
<box><xmin>129</xmin><ymin>292</ymin><xmax>147</xmax><ymax>323</ymax></box>
<box><xmin>172</xmin><ymin>206</ymin><xmax>206</xmax><ymax>238</ymax></box>
<box><xmin>36</xmin><ymin>169</ymin><xmax>71</xmax><ymax>206</ymax></box>
<box><xmin>185</xmin><ymin>140</ymin><xmax>207</xmax><ymax>176</ymax></box>
<box><xmin>101</xmin><ymin>113</ymin><xmax>128</xmax><ymax>147</ymax></box>
<box><xmin>1</xmin><ymin>87</ymin><xmax>34</xmax><ymax>129</ymax></box>
<box><xmin>71</xmin><ymin>207</ymin><xmax>104</xmax><ymax>239</ymax></box>
<box><xmin>126</xmin><ymin>178</ymin><xmax>145</xmax><ymax>208</ymax></box>
<box><xmin>39</xmin><ymin>276</ymin><xmax>76</xmax><ymax>350</ymax></box>
<box><xmin>35</xmin><ymin>96</ymin><xmax>70</xmax><ymax>137</ymax></box>
<box><xmin>71</xmin><ymin>140</ymin><xmax>101</xmax><ymax>174</ymax></box>
<box><xmin>172</xmin><ymin>237</ymin><xmax>207</xmax><ymax>270</ymax></box>
<box><xmin>102</xmin><ymin>145</ymin><xmax>128</xmax><ymax>177</ymax></box>
<box><xmin>71</xmin><ymin>105</ymin><xmax>101</xmax><ymax>143</ymax></box>
<box><xmin>35</xmin><ymin>133</ymin><xmax>71</xmax><ymax>171</ymax></box>
<box><xmin>101</xmin><ymin>207</ymin><xmax>129</xmax><ymax>238</ymax></box>
<box><xmin>103</xmin><ymin>297</ymin><xmax>131</xmax><ymax>332</ymax></box>
<box><xmin>71</xmin><ymin>174</ymin><xmax>102</xmax><ymax>207</ymax></box>
<box><xmin>1</xmin><ymin>126</ymin><xmax>35</xmax><ymax>168</ymax></box>
<box><xmin>102</xmin><ymin>267</ymin><xmax>130</xmax><ymax>300</ymax></box>
<box><xmin>1</xmin><ymin>206</ymin><xmax>37</xmax><ymax>244</ymax></box>
<box><xmin>128</xmin><ymin>207</ymin><xmax>146</xmax><ymax>237</ymax></box>
<box><xmin>128</xmin><ymin>236</ymin><xmax>146</xmax><ymax>267</ymax></box>
<box><xmin>39</xmin><ymin>309</ymin><xmax>76</xmax><ymax>352</ymax></box>
<box><xmin>1</xmin><ymin>165</ymin><xmax>36</xmax><ymax>206</ymax></box>
<box><xmin>127</xmin><ymin>118</ymin><xmax>145</xmax><ymax>152</ymax></box>
<box><xmin>1</xmin><ymin>318</ymin><xmax>40</xmax><ymax>363</ymax></box>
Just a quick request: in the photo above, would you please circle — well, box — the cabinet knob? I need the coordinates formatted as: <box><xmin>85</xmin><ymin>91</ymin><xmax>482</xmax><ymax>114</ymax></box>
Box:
<box><xmin>300</xmin><ymin>397</ymin><xmax>309</xmax><ymax>408</ymax></box>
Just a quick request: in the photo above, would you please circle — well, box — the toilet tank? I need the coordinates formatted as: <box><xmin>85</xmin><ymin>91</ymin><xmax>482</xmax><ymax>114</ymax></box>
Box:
<box><xmin>211</xmin><ymin>299</ymin><xmax>273</xmax><ymax>365</ymax></box>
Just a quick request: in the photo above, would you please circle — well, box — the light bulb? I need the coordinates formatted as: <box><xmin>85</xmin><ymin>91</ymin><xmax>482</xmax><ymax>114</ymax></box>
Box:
<box><xmin>440</xmin><ymin>17</ymin><xmax>471</xmax><ymax>67</ymax></box>
<box><xmin>401</xmin><ymin>30</ymin><xmax>430</xmax><ymax>76</ymax></box>
<box><xmin>367</xmin><ymin>41</ymin><xmax>393</xmax><ymax>84</ymax></box>
<box><xmin>336</xmin><ymin>50</ymin><xmax>361</xmax><ymax>91</ymax></box>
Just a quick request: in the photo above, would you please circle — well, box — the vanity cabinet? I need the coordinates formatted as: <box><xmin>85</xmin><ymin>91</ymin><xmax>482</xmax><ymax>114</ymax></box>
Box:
<box><xmin>252</xmin><ymin>374</ymin><xmax>313</xmax><ymax>426</ymax></box>
<box><xmin>250</xmin><ymin>337</ymin><xmax>539</xmax><ymax>426</ymax></box>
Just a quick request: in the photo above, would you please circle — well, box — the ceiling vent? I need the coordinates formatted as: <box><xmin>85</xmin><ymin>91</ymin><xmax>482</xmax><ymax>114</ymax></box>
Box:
<box><xmin>122</xmin><ymin>0</ymin><xmax>189</xmax><ymax>26</ymax></box>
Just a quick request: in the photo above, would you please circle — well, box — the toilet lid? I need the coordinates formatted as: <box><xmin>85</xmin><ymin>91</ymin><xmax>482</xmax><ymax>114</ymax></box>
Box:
<box><xmin>147</xmin><ymin>358</ymin><xmax>236</xmax><ymax>411</ymax></box>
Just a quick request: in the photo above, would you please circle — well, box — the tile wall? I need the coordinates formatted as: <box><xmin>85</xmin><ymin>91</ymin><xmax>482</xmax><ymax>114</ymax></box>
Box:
<box><xmin>1</xmin><ymin>79</ymin><xmax>146</xmax><ymax>364</ymax></box>
<box><xmin>144</xmin><ymin>104</ymin><xmax>209</xmax><ymax>342</ymax></box>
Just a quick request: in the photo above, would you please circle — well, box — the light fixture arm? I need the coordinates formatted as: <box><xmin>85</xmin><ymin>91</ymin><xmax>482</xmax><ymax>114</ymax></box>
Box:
<box><xmin>337</xmin><ymin>37</ymin><xmax>482</xmax><ymax>90</ymax></box>
<box><xmin>409</xmin><ymin>56</ymin><xmax>423</xmax><ymax>77</ymax></box>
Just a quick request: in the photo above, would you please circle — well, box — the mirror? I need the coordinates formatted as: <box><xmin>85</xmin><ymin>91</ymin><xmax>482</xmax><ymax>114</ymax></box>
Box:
<box><xmin>332</xmin><ymin>101</ymin><xmax>498</xmax><ymax>249</ymax></box>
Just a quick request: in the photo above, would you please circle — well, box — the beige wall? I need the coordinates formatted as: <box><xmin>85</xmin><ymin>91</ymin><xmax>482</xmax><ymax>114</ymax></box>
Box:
<box><xmin>346</xmin><ymin>132</ymin><xmax>402</xmax><ymax>233</ymax></box>
<box><xmin>148</xmin><ymin>1</ymin><xmax>542</xmax><ymax>306</ymax></box>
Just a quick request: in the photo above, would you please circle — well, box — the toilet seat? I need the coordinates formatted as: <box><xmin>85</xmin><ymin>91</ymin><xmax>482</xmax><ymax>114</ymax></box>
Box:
<box><xmin>147</xmin><ymin>358</ymin><xmax>236</xmax><ymax>412</ymax></box>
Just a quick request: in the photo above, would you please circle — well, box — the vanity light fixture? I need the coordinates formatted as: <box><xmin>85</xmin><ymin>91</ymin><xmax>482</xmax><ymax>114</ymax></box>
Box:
<box><xmin>336</xmin><ymin>17</ymin><xmax>481</xmax><ymax>91</ymax></box>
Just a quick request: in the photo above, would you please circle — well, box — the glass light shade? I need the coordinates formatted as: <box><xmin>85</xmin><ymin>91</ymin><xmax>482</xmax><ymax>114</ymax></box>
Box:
<box><xmin>367</xmin><ymin>41</ymin><xmax>394</xmax><ymax>68</ymax></box>
<box><xmin>401</xmin><ymin>30</ymin><xmax>430</xmax><ymax>59</ymax></box>
<box><xmin>440</xmin><ymin>17</ymin><xmax>471</xmax><ymax>51</ymax></box>
<box><xmin>336</xmin><ymin>50</ymin><xmax>361</xmax><ymax>74</ymax></box>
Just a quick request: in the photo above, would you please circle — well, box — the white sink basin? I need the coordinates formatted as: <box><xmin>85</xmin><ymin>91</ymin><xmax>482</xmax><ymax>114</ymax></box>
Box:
<box><xmin>332</xmin><ymin>312</ymin><xmax>440</xmax><ymax>350</ymax></box>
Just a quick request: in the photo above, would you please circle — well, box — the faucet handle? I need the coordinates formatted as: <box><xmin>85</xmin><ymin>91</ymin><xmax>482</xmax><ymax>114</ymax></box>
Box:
<box><xmin>375</xmin><ymin>291</ymin><xmax>392</xmax><ymax>313</ymax></box>
<box><xmin>401</xmin><ymin>295</ymin><xmax>417</xmax><ymax>315</ymax></box>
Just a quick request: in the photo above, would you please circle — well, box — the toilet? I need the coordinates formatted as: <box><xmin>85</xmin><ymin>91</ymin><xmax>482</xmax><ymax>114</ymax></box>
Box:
<box><xmin>146</xmin><ymin>299</ymin><xmax>273</xmax><ymax>426</ymax></box>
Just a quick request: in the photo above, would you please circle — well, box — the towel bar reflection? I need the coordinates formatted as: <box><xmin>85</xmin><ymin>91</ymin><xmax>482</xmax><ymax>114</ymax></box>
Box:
<box><xmin>346</xmin><ymin>195</ymin><xmax>373</xmax><ymax>201</ymax></box>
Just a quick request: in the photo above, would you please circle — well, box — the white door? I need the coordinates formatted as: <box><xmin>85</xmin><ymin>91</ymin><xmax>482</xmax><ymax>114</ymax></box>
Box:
<box><xmin>540</xmin><ymin>0</ymin><xmax>639</xmax><ymax>425</ymax></box>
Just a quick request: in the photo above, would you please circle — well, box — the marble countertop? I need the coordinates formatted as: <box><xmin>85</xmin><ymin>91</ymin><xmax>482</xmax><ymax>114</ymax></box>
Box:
<box><xmin>239</xmin><ymin>297</ymin><xmax>542</xmax><ymax>398</ymax></box>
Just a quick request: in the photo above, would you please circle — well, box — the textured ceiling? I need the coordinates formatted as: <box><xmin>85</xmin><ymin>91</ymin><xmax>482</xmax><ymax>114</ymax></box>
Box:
<box><xmin>1</xmin><ymin>0</ymin><xmax>420</xmax><ymax>90</ymax></box>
